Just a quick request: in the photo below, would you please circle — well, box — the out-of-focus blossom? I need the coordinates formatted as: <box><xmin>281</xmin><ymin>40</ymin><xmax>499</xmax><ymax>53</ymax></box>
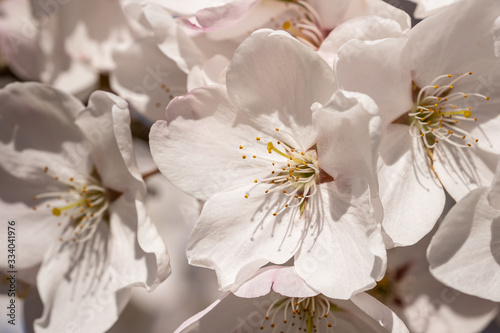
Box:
<box><xmin>150</xmin><ymin>29</ymin><xmax>386</xmax><ymax>299</ymax></box>
<box><xmin>0</xmin><ymin>82</ymin><xmax>170</xmax><ymax>332</ymax></box>
<box><xmin>370</xmin><ymin>226</ymin><xmax>498</xmax><ymax>332</ymax></box>
<box><xmin>336</xmin><ymin>0</ymin><xmax>500</xmax><ymax>247</ymax></box>
<box><xmin>0</xmin><ymin>0</ymin><xmax>136</xmax><ymax>98</ymax></box>
<box><xmin>175</xmin><ymin>266</ymin><xmax>409</xmax><ymax>333</ymax></box>
<box><xmin>427</xmin><ymin>158</ymin><xmax>500</xmax><ymax>302</ymax></box>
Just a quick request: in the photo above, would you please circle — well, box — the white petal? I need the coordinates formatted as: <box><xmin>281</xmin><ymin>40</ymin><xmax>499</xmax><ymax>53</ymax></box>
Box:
<box><xmin>186</xmin><ymin>183</ymin><xmax>303</xmax><ymax>291</ymax></box>
<box><xmin>195</xmin><ymin>0</ymin><xmax>259</xmax><ymax>29</ymax></box>
<box><xmin>433</xmin><ymin>142</ymin><xmax>498</xmax><ymax>201</ymax></box>
<box><xmin>227</xmin><ymin>29</ymin><xmax>337</xmax><ymax>149</ymax></box>
<box><xmin>428</xmin><ymin>188</ymin><xmax>500</xmax><ymax>301</ymax></box>
<box><xmin>313</xmin><ymin>90</ymin><xmax>381</xmax><ymax>196</ymax></box>
<box><xmin>410</xmin><ymin>0</ymin><xmax>500</xmax><ymax>88</ymax></box>
<box><xmin>149</xmin><ymin>86</ymin><xmax>268</xmax><ymax>201</ymax></box>
<box><xmin>75</xmin><ymin>91</ymin><xmax>144</xmax><ymax>193</ymax></box>
<box><xmin>295</xmin><ymin>184</ymin><xmax>386</xmax><ymax>299</ymax></box>
<box><xmin>378</xmin><ymin>124</ymin><xmax>445</xmax><ymax>247</ymax></box>
<box><xmin>110</xmin><ymin>38</ymin><xmax>188</xmax><ymax>121</ymax></box>
<box><xmin>336</xmin><ymin>37</ymin><xmax>413</xmax><ymax>126</ymax></box>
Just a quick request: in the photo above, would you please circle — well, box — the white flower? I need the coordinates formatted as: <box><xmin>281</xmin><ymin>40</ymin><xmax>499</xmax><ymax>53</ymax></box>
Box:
<box><xmin>174</xmin><ymin>266</ymin><xmax>409</xmax><ymax>333</ymax></box>
<box><xmin>150</xmin><ymin>29</ymin><xmax>386</xmax><ymax>299</ymax></box>
<box><xmin>0</xmin><ymin>82</ymin><xmax>170</xmax><ymax>332</ymax></box>
<box><xmin>427</xmin><ymin>158</ymin><xmax>500</xmax><ymax>302</ymax></box>
<box><xmin>336</xmin><ymin>0</ymin><xmax>500</xmax><ymax>247</ymax></box>
<box><xmin>0</xmin><ymin>0</ymin><xmax>136</xmax><ymax>98</ymax></box>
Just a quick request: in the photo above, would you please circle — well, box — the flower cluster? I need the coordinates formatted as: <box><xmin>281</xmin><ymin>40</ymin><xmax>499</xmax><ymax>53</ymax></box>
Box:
<box><xmin>0</xmin><ymin>0</ymin><xmax>499</xmax><ymax>332</ymax></box>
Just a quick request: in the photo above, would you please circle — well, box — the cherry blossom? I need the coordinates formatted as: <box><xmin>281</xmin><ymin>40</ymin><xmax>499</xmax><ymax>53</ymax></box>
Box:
<box><xmin>0</xmin><ymin>82</ymin><xmax>170</xmax><ymax>332</ymax></box>
<box><xmin>336</xmin><ymin>0</ymin><xmax>500</xmax><ymax>247</ymax></box>
<box><xmin>150</xmin><ymin>29</ymin><xmax>386</xmax><ymax>299</ymax></box>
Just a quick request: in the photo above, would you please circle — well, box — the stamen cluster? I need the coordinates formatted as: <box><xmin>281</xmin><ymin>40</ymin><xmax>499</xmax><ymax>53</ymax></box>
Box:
<box><xmin>32</xmin><ymin>166</ymin><xmax>110</xmax><ymax>243</ymax></box>
<box><xmin>241</xmin><ymin>129</ymin><xmax>321</xmax><ymax>218</ymax></box>
<box><xmin>259</xmin><ymin>295</ymin><xmax>339</xmax><ymax>332</ymax></box>
<box><xmin>408</xmin><ymin>72</ymin><xmax>489</xmax><ymax>149</ymax></box>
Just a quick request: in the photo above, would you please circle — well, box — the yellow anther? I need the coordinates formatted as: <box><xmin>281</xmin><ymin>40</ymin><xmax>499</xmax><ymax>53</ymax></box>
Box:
<box><xmin>256</xmin><ymin>137</ymin><xmax>261</xmax><ymax>141</ymax></box>
<box><xmin>449</xmin><ymin>85</ymin><xmax>453</xmax><ymax>89</ymax></box>
<box><xmin>275</xmin><ymin>128</ymin><xmax>280</xmax><ymax>132</ymax></box>
<box><xmin>486</xmin><ymin>96</ymin><xmax>490</xmax><ymax>101</ymax></box>
<box><xmin>447</xmin><ymin>74</ymin><xmax>452</xmax><ymax>77</ymax></box>
<box><xmin>254</xmin><ymin>179</ymin><xmax>258</xmax><ymax>183</ymax></box>
<box><xmin>245</xmin><ymin>195</ymin><xmax>248</xmax><ymax>198</ymax></box>
<box><xmin>242</xmin><ymin>155</ymin><xmax>246</xmax><ymax>159</ymax></box>
<box><xmin>282</xmin><ymin>21</ymin><xmax>291</xmax><ymax>30</ymax></box>
<box><xmin>273</xmin><ymin>212</ymin><xmax>277</xmax><ymax>216</ymax></box>
<box><xmin>434</xmin><ymin>85</ymin><xmax>439</xmax><ymax>89</ymax></box>
<box><xmin>239</xmin><ymin>145</ymin><xmax>243</xmax><ymax>149</ymax></box>
<box><xmin>253</xmin><ymin>155</ymin><xmax>257</xmax><ymax>158</ymax></box>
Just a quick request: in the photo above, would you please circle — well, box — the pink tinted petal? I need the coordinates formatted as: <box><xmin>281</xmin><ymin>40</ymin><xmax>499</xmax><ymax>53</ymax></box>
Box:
<box><xmin>488</xmin><ymin>159</ymin><xmax>500</xmax><ymax>210</ymax></box>
<box><xmin>196</xmin><ymin>0</ymin><xmax>259</xmax><ymax>29</ymax></box>
<box><xmin>234</xmin><ymin>266</ymin><xmax>317</xmax><ymax>298</ymax></box>
<box><xmin>410</xmin><ymin>0</ymin><xmax>500</xmax><ymax>87</ymax></box>
<box><xmin>34</xmin><ymin>224</ymin><xmax>130</xmax><ymax>333</ymax></box>
<box><xmin>318</xmin><ymin>15</ymin><xmax>404</xmax><ymax>66</ymax></box>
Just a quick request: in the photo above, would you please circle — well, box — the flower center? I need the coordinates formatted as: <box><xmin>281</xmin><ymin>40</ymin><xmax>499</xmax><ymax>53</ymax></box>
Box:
<box><xmin>277</xmin><ymin>0</ymin><xmax>326</xmax><ymax>50</ymax></box>
<box><xmin>408</xmin><ymin>72</ymin><xmax>489</xmax><ymax>149</ymax></box>
<box><xmin>32</xmin><ymin>166</ymin><xmax>111</xmax><ymax>243</ymax></box>
<box><xmin>240</xmin><ymin>128</ymin><xmax>330</xmax><ymax>218</ymax></box>
<box><xmin>259</xmin><ymin>295</ymin><xmax>340</xmax><ymax>332</ymax></box>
